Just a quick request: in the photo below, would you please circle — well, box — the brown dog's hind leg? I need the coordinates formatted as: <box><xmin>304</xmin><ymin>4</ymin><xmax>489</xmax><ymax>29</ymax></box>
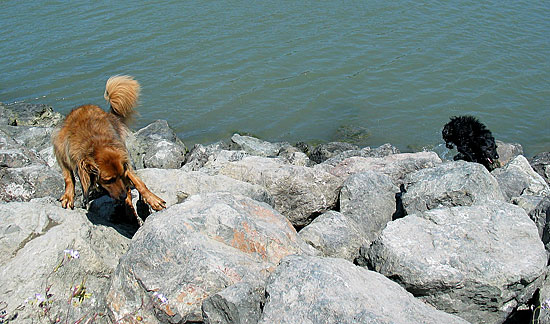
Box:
<box><xmin>59</xmin><ymin>167</ymin><xmax>76</xmax><ymax>209</ymax></box>
<box><xmin>126</xmin><ymin>169</ymin><xmax>166</xmax><ymax>211</ymax></box>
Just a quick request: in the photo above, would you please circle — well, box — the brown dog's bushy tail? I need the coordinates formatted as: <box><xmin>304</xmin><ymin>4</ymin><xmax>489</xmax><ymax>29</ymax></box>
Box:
<box><xmin>104</xmin><ymin>75</ymin><xmax>140</xmax><ymax>124</ymax></box>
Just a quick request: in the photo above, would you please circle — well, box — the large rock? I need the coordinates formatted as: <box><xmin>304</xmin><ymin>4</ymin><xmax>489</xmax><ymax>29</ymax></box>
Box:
<box><xmin>0</xmin><ymin>198</ymin><xmax>130</xmax><ymax>323</ymax></box>
<box><xmin>0</xmin><ymin>126</ymin><xmax>66</xmax><ymax>203</ymax></box>
<box><xmin>1</xmin><ymin>103</ymin><xmax>63</xmax><ymax>127</ymax></box>
<box><xmin>492</xmin><ymin>155</ymin><xmax>550</xmax><ymax>200</ymax></box>
<box><xmin>1</xmin><ymin>125</ymin><xmax>57</xmax><ymax>167</ymax></box>
<box><xmin>323</xmin><ymin>151</ymin><xmax>441</xmax><ymax>184</ymax></box>
<box><xmin>231</xmin><ymin>133</ymin><xmax>287</xmax><ymax>157</ymax></box>
<box><xmin>530</xmin><ymin>152</ymin><xmax>550</xmax><ymax>186</ymax></box>
<box><xmin>202</xmin><ymin>279</ymin><xmax>266</xmax><ymax>324</ymax></box>
<box><xmin>218</xmin><ymin>156</ymin><xmax>342</xmax><ymax>226</ymax></box>
<box><xmin>368</xmin><ymin>202</ymin><xmax>547</xmax><ymax>324</ymax></box>
<box><xmin>106</xmin><ymin>193</ymin><xmax>315</xmax><ymax>323</ymax></box>
<box><xmin>309</xmin><ymin>142</ymin><xmax>359</xmax><ymax>164</ymax></box>
<box><xmin>339</xmin><ymin>171</ymin><xmax>400</xmax><ymax>242</ymax></box>
<box><xmin>495</xmin><ymin>140</ymin><xmax>523</xmax><ymax>166</ymax></box>
<box><xmin>258</xmin><ymin>255</ymin><xmax>469</xmax><ymax>324</ymax></box>
<box><xmin>135</xmin><ymin>168</ymin><xmax>274</xmax><ymax>207</ymax></box>
<box><xmin>128</xmin><ymin>120</ymin><xmax>187</xmax><ymax>169</ymax></box>
<box><xmin>401</xmin><ymin>161</ymin><xmax>506</xmax><ymax>215</ymax></box>
<box><xmin>513</xmin><ymin>196</ymin><xmax>550</xmax><ymax>253</ymax></box>
<box><xmin>183</xmin><ymin>141</ymin><xmax>233</xmax><ymax>171</ymax></box>
<box><xmin>299</xmin><ymin>211</ymin><xmax>368</xmax><ymax>262</ymax></box>
<box><xmin>321</xmin><ymin>143</ymin><xmax>400</xmax><ymax>166</ymax></box>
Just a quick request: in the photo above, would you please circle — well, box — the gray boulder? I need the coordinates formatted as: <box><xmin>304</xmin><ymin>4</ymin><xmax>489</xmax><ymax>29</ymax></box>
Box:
<box><xmin>1</xmin><ymin>125</ymin><xmax>57</xmax><ymax>167</ymax></box>
<box><xmin>321</xmin><ymin>143</ymin><xmax>400</xmax><ymax>166</ymax></box>
<box><xmin>309</xmin><ymin>141</ymin><xmax>359</xmax><ymax>164</ymax></box>
<box><xmin>495</xmin><ymin>140</ymin><xmax>523</xmax><ymax>167</ymax></box>
<box><xmin>193</xmin><ymin>149</ymin><xmax>250</xmax><ymax>175</ymax></box>
<box><xmin>134</xmin><ymin>168</ymin><xmax>274</xmax><ymax>207</ymax></box>
<box><xmin>298</xmin><ymin>211</ymin><xmax>369</xmax><ymax>262</ymax></box>
<box><xmin>184</xmin><ymin>141</ymin><xmax>232</xmax><ymax>171</ymax></box>
<box><xmin>218</xmin><ymin>156</ymin><xmax>342</xmax><ymax>226</ymax></box>
<box><xmin>259</xmin><ymin>255</ymin><xmax>469</xmax><ymax>324</ymax></box>
<box><xmin>0</xmin><ymin>164</ymin><xmax>64</xmax><ymax>202</ymax></box>
<box><xmin>492</xmin><ymin>155</ymin><xmax>550</xmax><ymax>200</ymax></box>
<box><xmin>513</xmin><ymin>196</ymin><xmax>550</xmax><ymax>252</ymax></box>
<box><xmin>530</xmin><ymin>152</ymin><xmax>550</xmax><ymax>186</ymax></box>
<box><xmin>368</xmin><ymin>202</ymin><xmax>547</xmax><ymax>324</ymax></box>
<box><xmin>128</xmin><ymin>120</ymin><xmax>187</xmax><ymax>169</ymax></box>
<box><xmin>340</xmin><ymin>171</ymin><xmax>400</xmax><ymax>242</ymax></box>
<box><xmin>202</xmin><ymin>280</ymin><xmax>266</xmax><ymax>324</ymax></box>
<box><xmin>106</xmin><ymin>193</ymin><xmax>315</xmax><ymax>323</ymax></box>
<box><xmin>402</xmin><ymin>161</ymin><xmax>506</xmax><ymax>215</ymax></box>
<box><xmin>0</xmin><ymin>198</ymin><xmax>130</xmax><ymax>323</ymax></box>
<box><xmin>276</xmin><ymin>145</ymin><xmax>313</xmax><ymax>167</ymax></box>
<box><xmin>0</xmin><ymin>128</ymin><xmax>45</xmax><ymax>168</ymax></box>
<box><xmin>322</xmin><ymin>151</ymin><xmax>441</xmax><ymax>184</ymax></box>
<box><xmin>1</xmin><ymin>103</ymin><xmax>63</xmax><ymax>127</ymax></box>
<box><xmin>231</xmin><ymin>133</ymin><xmax>286</xmax><ymax>157</ymax></box>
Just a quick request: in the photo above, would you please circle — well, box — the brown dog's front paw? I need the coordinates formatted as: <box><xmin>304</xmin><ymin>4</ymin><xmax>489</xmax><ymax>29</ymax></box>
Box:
<box><xmin>144</xmin><ymin>193</ymin><xmax>166</xmax><ymax>211</ymax></box>
<box><xmin>59</xmin><ymin>194</ymin><xmax>75</xmax><ymax>209</ymax></box>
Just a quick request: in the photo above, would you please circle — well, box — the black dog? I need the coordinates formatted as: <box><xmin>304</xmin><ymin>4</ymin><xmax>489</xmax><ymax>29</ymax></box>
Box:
<box><xmin>442</xmin><ymin>115</ymin><xmax>499</xmax><ymax>171</ymax></box>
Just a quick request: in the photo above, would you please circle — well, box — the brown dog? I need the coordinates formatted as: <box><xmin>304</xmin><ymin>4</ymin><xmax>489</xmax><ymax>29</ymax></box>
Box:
<box><xmin>53</xmin><ymin>75</ymin><xmax>166</xmax><ymax>224</ymax></box>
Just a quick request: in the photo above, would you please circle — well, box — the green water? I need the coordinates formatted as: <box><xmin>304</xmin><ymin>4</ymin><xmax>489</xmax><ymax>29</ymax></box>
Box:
<box><xmin>1</xmin><ymin>1</ymin><xmax>549</xmax><ymax>156</ymax></box>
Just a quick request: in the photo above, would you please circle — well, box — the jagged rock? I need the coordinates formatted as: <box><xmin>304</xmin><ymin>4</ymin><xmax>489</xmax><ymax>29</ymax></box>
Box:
<box><xmin>231</xmin><ymin>134</ymin><xmax>287</xmax><ymax>157</ymax></box>
<box><xmin>0</xmin><ymin>164</ymin><xmax>64</xmax><ymax>202</ymax></box>
<box><xmin>0</xmin><ymin>198</ymin><xmax>130</xmax><ymax>323</ymax></box>
<box><xmin>134</xmin><ymin>168</ymin><xmax>274</xmax><ymax>207</ymax></box>
<box><xmin>495</xmin><ymin>140</ymin><xmax>523</xmax><ymax>167</ymax></box>
<box><xmin>128</xmin><ymin>120</ymin><xmax>187</xmax><ymax>169</ymax></box>
<box><xmin>368</xmin><ymin>202</ymin><xmax>547</xmax><ymax>324</ymax></box>
<box><xmin>218</xmin><ymin>156</ymin><xmax>342</xmax><ymax>226</ymax></box>
<box><xmin>277</xmin><ymin>146</ymin><xmax>313</xmax><ymax>166</ymax></box>
<box><xmin>202</xmin><ymin>280</ymin><xmax>266</xmax><ymax>324</ymax></box>
<box><xmin>401</xmin><ymin>161</ymin><xmax>506</xmax><ymax>215</ymax></box>
<box><xmin>492</xmin><ymin>155</ymin><xmax>550</xmax><ymax>200</ymax></box>
<box><xmin>258</xmin><ymin>255</ymin><xmax>469</xmax><ymax>324</ymax></box>
<box><xmin>322</xmin><ymin>151</ymin><xmax>442</xmax><ymax>184</ymax></box>
<box><xmin>530</xmin><ymin>152</ymin><xmax>550</xmax><ymax>186</ymax></box>
<box><xmin>1</xmin><ymin>125</ymin><xmax>57</xmax><ymax>167</ymax></box>
<box><xmin>321</xmin><ymin>143</ymin><xmax>400</xmax><ymax>166</ymax></box>
<box><xmin>309</xmin><ymin>142</ymin><xmax>359</xmax><ymax>164</ymax></box>
<box><xmin>340</xmin><ymin>171</ymin><xmax>400</xmax><ymax>242</ymax></box>
<box><xmin>106</xmin><ymin>193</ymin><xmax>315</xmax><ymax>323</ymax></box>
<box><xmin>183</xmin><ymin>141</ymin><xmax>232</xmax><ymax>171</ymax></box>
<box><xmin>1</xmin><ymin>103</ymin><xmax>63</xmax><ymax>127</ymax></box>
<box><xmin>193</xmin><ymin>149</ymin><xmax>250</xmax><ymax>175</ymax></box>
<box><xmin>298</xmin><ymin>211</ymin><xmax>368</xmax><ymax>262</ymax></box>
<box><xmin>513</xmin><ymin>196</ymin><xmax>550</xmax><ymax>253</ymax></box>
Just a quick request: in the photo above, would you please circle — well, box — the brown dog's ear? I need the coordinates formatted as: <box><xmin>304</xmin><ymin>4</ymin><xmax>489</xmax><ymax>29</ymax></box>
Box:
<box><xmin>77</xmin><ymin>158</ymin><xmax>98</xmax><ymax>206</ymax></box>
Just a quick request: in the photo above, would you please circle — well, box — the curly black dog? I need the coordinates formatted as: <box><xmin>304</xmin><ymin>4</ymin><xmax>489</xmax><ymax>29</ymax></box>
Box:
<box><xmin>442</xmin><ymin>115</ymin><xmax>499</xmax><ymax>171</ymax></box>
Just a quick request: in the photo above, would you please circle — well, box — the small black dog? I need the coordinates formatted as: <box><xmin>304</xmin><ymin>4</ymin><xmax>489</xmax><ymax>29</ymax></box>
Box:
<box><xmin>442</xmin><ymin>115</ymin><xmax>499</xmax><ymax>171</ymax></box>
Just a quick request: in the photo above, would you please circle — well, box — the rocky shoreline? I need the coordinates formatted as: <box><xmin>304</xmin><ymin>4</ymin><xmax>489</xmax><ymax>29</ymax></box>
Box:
<box><xmin>1</xmin><ymin>102</ymin><xmax>550</xmax><ymax>324</ymax></box>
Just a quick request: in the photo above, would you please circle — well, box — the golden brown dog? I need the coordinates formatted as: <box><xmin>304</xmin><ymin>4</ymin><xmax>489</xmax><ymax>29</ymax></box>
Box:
<box><xmin>53</xmin><ymin>75</ymin><xmax>166</xmax><ymax>224</ymax></box>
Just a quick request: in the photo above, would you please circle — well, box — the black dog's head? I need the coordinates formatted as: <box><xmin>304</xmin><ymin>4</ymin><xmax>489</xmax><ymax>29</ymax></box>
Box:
<box><xmin>442</xmin><ymin>115</ymin><xmax>499</xmax><ymax>171</ymax></box>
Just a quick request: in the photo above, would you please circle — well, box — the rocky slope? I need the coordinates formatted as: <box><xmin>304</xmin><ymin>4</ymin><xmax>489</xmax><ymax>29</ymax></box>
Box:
<box><xmin>1</xmin><ymin>102</ymin><xmax>550</xmax><ymax>324</ymax></box>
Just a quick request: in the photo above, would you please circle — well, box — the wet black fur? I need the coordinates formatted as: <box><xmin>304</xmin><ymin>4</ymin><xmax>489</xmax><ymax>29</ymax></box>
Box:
<box><xmin>442</xmin><ymin>115</ymin><xmax>499</xmax><ymax>171</ymax></box>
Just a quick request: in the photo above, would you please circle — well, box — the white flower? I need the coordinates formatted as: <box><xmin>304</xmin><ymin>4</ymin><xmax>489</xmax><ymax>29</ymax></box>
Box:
<box><xmin>542</xmin><ymin>298</ymin><xmax>550</xmax><ymax>310</ymax></box>
<box><xmin>34</xmin><ymin>293</ymin><xmax>45</xmax><ymax>303</ymax></box>
<box><xmin>153</xmin><ymin>292</ymin><xmax>168</xmax><ymax>305</ymax></box>
<box><xmin>64</xmin><ymin>249</ymin><xmax>80</xmax><ymax>259</ymax></box>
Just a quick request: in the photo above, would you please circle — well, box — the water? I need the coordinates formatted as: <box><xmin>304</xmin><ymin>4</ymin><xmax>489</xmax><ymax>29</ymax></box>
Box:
<box><xmin>1</xmin><ymin>1</ymin><xmax>549</xmax><ymax>156</ymax></box>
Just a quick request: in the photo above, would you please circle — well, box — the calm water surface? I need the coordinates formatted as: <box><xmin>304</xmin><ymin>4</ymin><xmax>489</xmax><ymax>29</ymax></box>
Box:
<box><xmin>1</xmin><ymin>1</ymin><xmax>549</xmax><ymax>156</ymax></box>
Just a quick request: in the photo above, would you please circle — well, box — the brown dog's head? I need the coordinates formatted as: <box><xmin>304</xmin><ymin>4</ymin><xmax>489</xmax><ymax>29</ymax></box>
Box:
<box><xmin>82</xmin><ymin>146</ymin><xmax>131</xmax><ymax>202</ymax></box>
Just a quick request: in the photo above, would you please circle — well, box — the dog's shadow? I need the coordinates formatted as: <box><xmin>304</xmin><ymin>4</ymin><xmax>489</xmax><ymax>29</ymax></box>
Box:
<box><xmin>85</xmin><ymin>194</ymin><xmax>150</xmax><ymax>239</ymax></box>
